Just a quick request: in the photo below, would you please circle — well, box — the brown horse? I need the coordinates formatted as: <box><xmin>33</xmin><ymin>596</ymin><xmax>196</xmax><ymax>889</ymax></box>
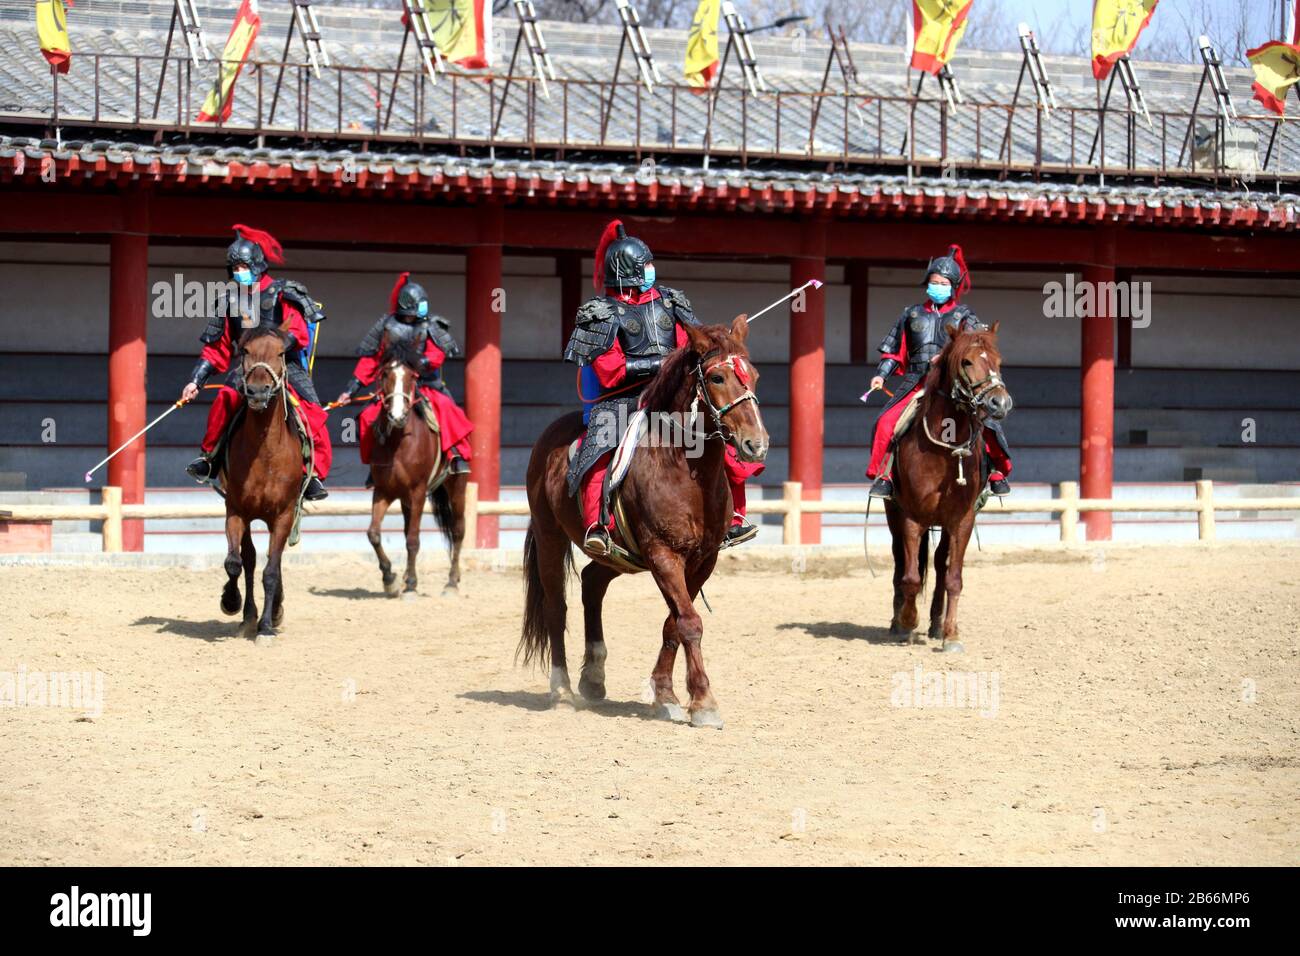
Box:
<box><xmin>219</xmin><ymin>327</ymin><xmax>307</xmax><ymax>644</ymax></box>
<box><xmin>366</xmin><ymin>350</ymin><xmax>468</xmax><ymax>598</ymax></box>
<box><xmin>884</xmin><ymin>322</ymin><xmax>1013</xmax><ymax>653</ymax></box>
<box><xmin>520</xmin><ymin>316</ymin><xmax>768</xmax><ymax>729</ymax></box>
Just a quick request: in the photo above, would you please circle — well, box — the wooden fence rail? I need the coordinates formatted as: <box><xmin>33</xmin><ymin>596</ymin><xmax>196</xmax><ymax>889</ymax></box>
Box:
<box><xmin>4</xmin><ymin>481</ymin><xmax>1299</xmax><ymax>552</ymax></box>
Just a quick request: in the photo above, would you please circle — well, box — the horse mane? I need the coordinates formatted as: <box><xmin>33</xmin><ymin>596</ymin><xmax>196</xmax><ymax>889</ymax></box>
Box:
<box><xmin>238</xmin><ymin>325</ymin><xmax>286</xmax><ymax>351</ymax></box>
<box><xmin>639</xmin><ymin>324</ymin><xmax>740</xmax><ymax>413</ymax></box>
<box><xmin>382</xmin><ymin>337</ymin><xmax>425</xmax><ymax>371</ymax></box>
<box><xmin>925</xmin><ymin>324</ymin><xmax>1001</xmax><ymax>392</ymax></box>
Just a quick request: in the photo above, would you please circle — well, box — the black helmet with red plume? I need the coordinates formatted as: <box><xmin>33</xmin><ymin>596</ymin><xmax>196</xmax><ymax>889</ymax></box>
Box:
<box><xmin>923</xmin><ymin>244</ymin><xmax>971</xmax><ymax>301</ymax></box>
<box><xmin>593</xmin><ymin>219</ymin><xmax>653</xmax><ymax>292</ymax></box>
<box><xmin>227</xmin><ymin>224</ymin><xmax>285</xmax><ymax>279</ymax></box>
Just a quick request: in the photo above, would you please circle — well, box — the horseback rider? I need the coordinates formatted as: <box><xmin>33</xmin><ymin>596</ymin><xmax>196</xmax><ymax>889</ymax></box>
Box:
<box><xmin>182</xmin><ymin>224</ymin><xmax>332</xmax><ymax>501</ymax></box>
<box><xmin>336</xmin><ymin>272</ymin><xmax>473</xmax><ymax>484</ymax></box>
<box><xmin>563</xmin><ymin>220</ymin><xmax>762</xmax><ymax>556</ymax></box>
<box><xmin>865</xmin><ymin>245</ymin><xmax>1012</xmax><ymax>499</ymax></box>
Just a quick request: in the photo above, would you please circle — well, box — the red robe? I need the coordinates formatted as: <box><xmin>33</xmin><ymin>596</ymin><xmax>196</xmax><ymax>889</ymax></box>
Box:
<box><xmin>198</xmin><ymin>273</ymin><xmax>333</xmax><ymax>479</ymax></box>
<box><xmin>351</xmin><ymin>336</ymin><xmax>474</xmax><ymax>465</ymax></box>
<box><xmin>580</xmin><ymin>288</ymin><xmax>761</xmax><ymax>530</ymax></box>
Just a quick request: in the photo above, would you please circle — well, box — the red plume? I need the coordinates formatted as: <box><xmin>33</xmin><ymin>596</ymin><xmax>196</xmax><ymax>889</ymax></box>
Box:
<box><xmin>592</xmin><ymin>219</ymin><xmax>623</xmax><ymax>291</ymax></box>
<box><xmin>388</xmin><ymin>271</ymin><xmax>411</xmax><ymax>314</ymax></box>
<box><xmin>231</xmin><ymin>224</ymin><xmax>285</xmax><ymax>265</ymax></box>
<box><xmin>948</xmin><ymin>244</ymin><xmax>971</xmax><ymax>302</ymax></box>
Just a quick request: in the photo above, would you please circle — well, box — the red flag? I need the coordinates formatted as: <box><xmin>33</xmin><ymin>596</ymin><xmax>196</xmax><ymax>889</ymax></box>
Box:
<box><xmin>196</xmin><ymin>0</ymin><xmax>261</xmax><ymax>123</ymax></box>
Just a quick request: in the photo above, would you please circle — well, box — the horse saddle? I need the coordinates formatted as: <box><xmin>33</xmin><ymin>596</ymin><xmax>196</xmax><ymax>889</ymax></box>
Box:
<box><xmin>210</xmin><ymin>397</ymin><xmax>313</xmax><ymax>497</ymax></box>
<box><xmin>888</xmin><ymin>388</ymin><xmax>926</xmax><ymax>447</ymax></box>
<box><xmin>567</xmin><ymin>410</ymin><xmax>651</xmax><ymax>575</ymax></box>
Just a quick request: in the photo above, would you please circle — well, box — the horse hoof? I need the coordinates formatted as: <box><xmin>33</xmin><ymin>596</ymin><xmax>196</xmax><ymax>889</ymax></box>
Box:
<box><xmin>908</xmin><ymin>632</ymin><xmax>926</xmax><ymax>646</ymax></box>
<box><xmin>440</xmin><ymin>586</ymin><xmax>458</xmax><ymax>598</ymax></box>
<box><xmin>401</xmin><ymin>591</ymin><xmax>419</xmax><ymax>602</ymax></box>
<box><xmin>940</xmin><ymin>641</ymin><xmax>964</xmax><ymax>654</ymax></box>
<box><xmin>655</xmin><ymin>702</ymin><xmax>687</xmax><ymax>723</ymax></box>
<box><xmin>689</xmin><ymin>708</ymin><xmax>724</xmax><ymax>730</ymax></box>
<box><xmin>551</xmin><ymin>691</ymin><xmax>576</xmax><ymax>711</ymax></box>
<box><xmin>578</xmin><ymin>678</ymin><xmax>606</xmax><ymax>702</ymax></box>
<box><xmin>220</xmin><ymin>591</ymin><xmax>240</xmax><ymax>616</ymax></box>
<box><xmin>382</xmin><ymin>577</ymin><xmax>399</xmax><ymax>597</ymax></box>
<box><xmin>254</xmin><ymin>631</ymin><xmax>276</xmax><ymax>648</ymax></box>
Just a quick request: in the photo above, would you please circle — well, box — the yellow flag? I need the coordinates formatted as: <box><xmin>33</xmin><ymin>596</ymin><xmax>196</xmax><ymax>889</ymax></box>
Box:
<box><xmin>909</xmin><ymin>1</ymin><xmax>974</xmax><ymax>76</ymax></box>
<box><xmin>197</xmin><ymin>0</ymin><xmax>261</xmax><ymax>123</ymax></box>
<box><xmin>419</xmin><ymin>0</ymin><xmax>492</xmax><ymax>69</ymax></box>
<box><xmin>1247</xmin><ymin>41</ymin><xmax>1300</xmax><ymax>115</ymax></box>
<box><xmin>1091</xmin><ymin>0</ymin><xmax>1159</xmax><ymax>80</ymax></box>
<box><xmin>685</xmin><ymin>0</ymin><xmax>721</xmax><ymax>90</ymax></box>
<box><xmin>36</xmin><ymin>0</ymin><xmax>71</xmax><ymax>74</ymax></box>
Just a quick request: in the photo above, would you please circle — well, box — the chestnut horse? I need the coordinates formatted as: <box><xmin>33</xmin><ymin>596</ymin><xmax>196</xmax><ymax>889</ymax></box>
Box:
<box><xmin>884</xmin><ymin>322</ymin><xmax>1013</xmax><ymax>653</ymax></box>
<box><xmin>520</xmin><ymin>317</ymin><xmax>767</xmax><ymax>729</ymax></box>
<box><xmin>366</xmin><ymin>349</ymin><xmax>468</xmax><ymax>598</ymax></box>
<box><xmin>219</xmin><ymin>328</ymin><xmax>308</xmax><ymax>644</ymax></box>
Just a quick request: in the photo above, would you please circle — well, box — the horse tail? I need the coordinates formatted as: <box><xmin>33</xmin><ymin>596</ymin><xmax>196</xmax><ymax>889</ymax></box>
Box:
<box><xmin>518</xmin><ymin>524</ymin><xmax>550</xmax><ymax>667</ymax></box>
<box><xmin>428</xmin><ymin>483</ymin><xmax>455</xmax><ymax>557</ymax></box>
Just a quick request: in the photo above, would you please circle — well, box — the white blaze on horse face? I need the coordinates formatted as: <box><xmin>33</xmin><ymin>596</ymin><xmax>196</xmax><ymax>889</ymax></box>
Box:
<box><xmin>391</xmin><ymin>366</ymin><xmax>407</xmax><ymax>420</ymax></box>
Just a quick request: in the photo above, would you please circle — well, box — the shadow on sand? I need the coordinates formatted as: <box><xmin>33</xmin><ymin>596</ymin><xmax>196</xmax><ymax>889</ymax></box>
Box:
<box><xmin>777</xmin><ymin>620</ymin><xmax>907</xmax><ymax>645</ymax></box>
<box><xmin>458</xmin><ymin>689</ymin><xmax>664</xmax><ymax>722</ymax></box>
<box><xmin>130</xmin><ymin>615</ymin><xmax>246</xmax><ymax>642</ymax></box>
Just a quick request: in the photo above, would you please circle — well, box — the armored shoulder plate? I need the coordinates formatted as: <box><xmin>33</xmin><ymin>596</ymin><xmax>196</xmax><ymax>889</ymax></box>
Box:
<box><xmin>429</xmin><ymin>315</ymin><xmax>462</xmax><ymax>359</ymax></box>
<box><xmin>199</xmin><ymin>310</ymin><xmax>229</xmax><ymax>345</ymax></box>
<box><xmin>564</xmin><ymin>298</ymin><xmax>618</xmax><ymax>365</ymax></box>
<box><xmin>278</xmin><ymin>278</ymin><xmax>325</xmax><ymax>323</ymax></box>
<box><xmin>657</xmin><ymin>286</ymin><xmax>697</xmax><ymax>326</ymax></box>
<box><xmin>355</xmin><ymin>316</ymin><xmax>389</xmax><ymax>357</ymax></box>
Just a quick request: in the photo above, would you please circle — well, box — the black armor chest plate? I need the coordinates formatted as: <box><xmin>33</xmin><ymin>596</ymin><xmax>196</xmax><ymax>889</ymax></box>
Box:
<box><xmin>904</xmin><ymin>305</ymin><xmax>965</xmax><ymax>372</ymax></box>
<box><xmin>611</xmin><ymin>296</ymin><xmax>677</xmax><ymax>359</ymax></box>
<box><xmin>381</xmin><ymin>315</ymin><xmax>430</xmax><ymax>353</ymax></box>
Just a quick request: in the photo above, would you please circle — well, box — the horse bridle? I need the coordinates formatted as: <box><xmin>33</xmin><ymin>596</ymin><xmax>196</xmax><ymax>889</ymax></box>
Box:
<box><xmin>240</xmin><ymin>350</ymin><xmax>287</xmax><ymax>411</ymax></box>
<box><xmin>920</xmin><ymin>350</ymin><xmax>1004</xmax><ymax>487</ymax></box>
<box><xmin>378</xmin><ymin>361</ymin><xmax>419</xmax><ymax>438</ymax></box>
<box><xmin>691</xmin><ymin>350</ymin><xmax>759</xmax><ymax>443</ymax></box>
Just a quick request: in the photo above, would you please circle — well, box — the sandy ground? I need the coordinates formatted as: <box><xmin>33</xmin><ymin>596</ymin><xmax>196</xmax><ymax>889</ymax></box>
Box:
<box><xmin>1</xmin><ymin>542</ymin><xmax>1297</xmax><ymax>866</ymax></box>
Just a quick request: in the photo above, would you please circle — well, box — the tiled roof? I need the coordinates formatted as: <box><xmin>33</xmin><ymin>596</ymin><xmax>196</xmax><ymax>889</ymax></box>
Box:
<box><xmin>3</xmin><ymin>133</ymin><xmax>1296</xmax><ymax>230</ymax></box>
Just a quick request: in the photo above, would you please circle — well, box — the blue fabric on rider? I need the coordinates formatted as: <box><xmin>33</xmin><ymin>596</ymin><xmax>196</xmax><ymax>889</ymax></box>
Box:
<box><xmin>579</xmin><ymin>365</ymin><xmax>602</xmax><ymax>424</ymax></box>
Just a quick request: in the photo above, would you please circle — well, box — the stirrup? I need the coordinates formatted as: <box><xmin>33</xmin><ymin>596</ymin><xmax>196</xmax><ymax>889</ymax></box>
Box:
<box><xmin>868</xmin><ymin>476</ymin><xmax>894</xmax><ymax>499</ymax></box>
<box><xmin>449</xmin><ymin>455</ymin><xmax>470</xmax><ymax>476</ymax></box>
<box><xmin>721</xmin><ymin>518</ymin><xmax>758</xmax><ymax>549</ymax></box>
<box><xmin>304</xmin><ymin>476</ymin><xmax>328</xmax><ymax>501</ymax></box>
<box><xmin>186</xmin><ymin>455</ymin><xmax>213</xmax><ymax>484</ymax></box>
<box><xmin>989</xmin><ymin>477</ymin><xmax>1011</xmax><ymax>496</ymax></box>
<box><xmin>582</xmin><ymin>524</ymin><xmax>612</xmax><ymax>557</ymax></box>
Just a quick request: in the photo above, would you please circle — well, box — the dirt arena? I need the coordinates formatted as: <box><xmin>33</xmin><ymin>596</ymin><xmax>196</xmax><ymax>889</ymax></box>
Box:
<box><xmin>2</xmin><ymin>541</ymin><xmax>1296</xmax><ymax>866</ymax></box>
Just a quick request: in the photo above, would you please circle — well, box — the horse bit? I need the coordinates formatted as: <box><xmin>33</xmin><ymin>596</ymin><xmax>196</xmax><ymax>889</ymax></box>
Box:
<box><xmin>688</xmin><ymin>352</ymin><xmax>759</xmax><ymax>444</ymax></box>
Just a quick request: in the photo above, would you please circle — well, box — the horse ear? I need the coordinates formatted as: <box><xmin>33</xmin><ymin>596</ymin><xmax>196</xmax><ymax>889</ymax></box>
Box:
<box><xmin>281</xmin><ymin>332</ymin><xmax>295</xmax><ymax>352</ymax></box>
<box><xmin>684</xmin><ymin>321</ymin><xmax>711</xmax><ymax>354</ymax></box>
<box><xmin>730</xmin><ymin>314</ymin><xmax>750</xmax><ymax>343</ymax></box>
<box><xmin>990</xmin><ymin>320</ymin><xmax>1000</xmax><ymax>334</ymax></box>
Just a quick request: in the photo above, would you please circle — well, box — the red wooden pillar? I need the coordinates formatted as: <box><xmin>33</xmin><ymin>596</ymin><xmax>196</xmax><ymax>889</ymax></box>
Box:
<box><xmin>108</xmin><ymin>222</ymin><xmax>149</xmax><ymax>551</ymax></box>
<box><xmin>847</xmin><ymin>261</ymin><xmax>869</xmax><ymax>365</ymax></box>
<box><xmin>789</xmin><ymin>222</ymin><xmax>826</xmax><ymax>544</ymax></box>
<box><xmin>558</xmin><ymin>251</ymin><xmax>582</xmax><ymax>350</ymax></box>
<box><xmin>466</xmin><ymin>205</ymin><xmax>504</xmax><ymax>548</ymax></box>
<box><xmin>1080</xmin><ymin>234</ymin><xmax>1117</xmax><ymax>541</ymax></box>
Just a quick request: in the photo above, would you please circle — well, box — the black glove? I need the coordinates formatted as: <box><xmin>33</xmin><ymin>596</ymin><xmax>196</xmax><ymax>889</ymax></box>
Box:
<box><xmin>190</xmin><ymin>359</ymin><xmax>215</xmax><ymax>388</ymax></box>
<box><xmin>625</xmin><ymin>356</ymin><xmax>663</xmax><ymax>380</ymax></box>
<box><xmin>876</xmin><ymin>358</ymin><xmax>898</xmax><ymax>378</ymax></box>
<box><xmin>341</xmin><ymin>376</ymin><xmax>362</xmax><ymax>399</ymax></box>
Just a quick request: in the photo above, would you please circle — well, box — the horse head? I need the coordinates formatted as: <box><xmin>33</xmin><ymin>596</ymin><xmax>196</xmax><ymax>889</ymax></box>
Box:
<box><xmin>940</xmin><ymin>321</ymin><xmax>1013</xmax><ymax>422</ymax></box>
<box><xmin>378</xmin><ymin>339</ymin><xmax>422</xmax><ymax>431</ymax></box>
<box><xmin>684</xmin><ymin>315</ymin><xmax>769</xmax><ymax>463</ymax></box>
<box><xmin>237</xmin><ymin>327</ymin><xmax>291</xmax><ymax>411</ymax></box>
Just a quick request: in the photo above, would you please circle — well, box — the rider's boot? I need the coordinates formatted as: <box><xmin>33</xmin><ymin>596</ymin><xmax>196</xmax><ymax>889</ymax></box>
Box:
<box><xmin>868</xmin><ymin>475</ymin><xmax>894</xmax><ymax>499</ymax></box>
<box><xmin>583</xmin><ymin>523</ymin><xmax>612</xmax><ymax>557</ymax></box>
<box><xmin>304</xmin><ymin>476</ymin><xmax>328</xmax><ymax>501</ymax></box>
<box><xmin>988</xmin><ymin>471</ymin><xmax>1011</xmax><ymax>496</ymax></box>
<box><xmin>186</xmin><ymin>454</ymin><xmax>213</xmax><ymax>484</ymax></box>
<box><xmin>449</xmin><ymin>453</ymin><xmax>470</xmax><ymax>476</ymax></box>
<box><xmin>721</xmin><ymin>514</ymin><xmax>758</xmax><ymax>548</ymax></box>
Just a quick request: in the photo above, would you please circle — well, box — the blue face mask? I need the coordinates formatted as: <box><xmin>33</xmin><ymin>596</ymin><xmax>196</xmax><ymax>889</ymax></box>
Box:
<box><xmin>926</xmin><ymin>282</ymin><xmax>952</xmax><ymax>304</ymax></box>
<box><xmin>639</xmin><ymin>264</ymin><xmax>656</xmax><ymax>293</ymax></box>
<box><xmin>416</xmin><ymin>300</ymin><xmax>429</xmax><ymax>318</ymax></box>
<box><xmin>233</xmin><ymin>268</ymin><xmax>255</xmax><ymax>286</ymax></box>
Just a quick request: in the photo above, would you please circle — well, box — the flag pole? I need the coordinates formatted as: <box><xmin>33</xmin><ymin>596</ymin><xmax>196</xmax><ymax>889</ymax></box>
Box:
<box><xmin>745</xmin><ymin>279</ymin><xmax>824</xmax><ymax>324</ymax></box>
<box><xmin>84</xmin><ymin>398</ymin><xmax>190</xmax><ymax>483</ymax></box>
